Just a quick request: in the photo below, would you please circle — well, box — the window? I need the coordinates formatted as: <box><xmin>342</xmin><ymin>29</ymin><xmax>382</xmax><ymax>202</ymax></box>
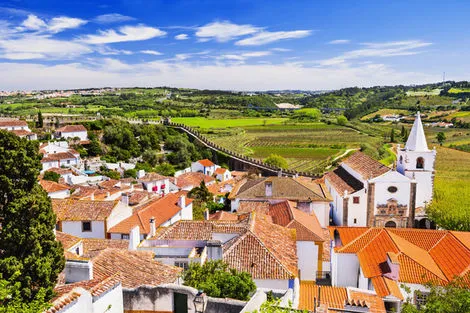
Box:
<box><xmin>388</xmin><ymin>186</ymin><xmax>398</xmax><ymax>193</ymax></box>
<box><xmin>175</xmin><ymin>261</ymin><xmax>189</xmax><ymax>270</ymax></box>
<box><xmin>416</xmin><ymin>157</ymin><xmax>425</xmax><ymax>169</ymax></box>
<box><xmin>67</xmin><ymin>160</ymin><xmax>70</xmax><ymax>164</ymax></box>
<box><xmin>121</xmin><ymin>234</ymin><xmax>130</xmax><ymax>240</ymax></box>
<box><xmin>82</xmin><ymin>221</ymin><xmax>92</xmax><ymax>232</ymax></box>
<box><xmin>353</xmin><ymin>218</ymin><xmax>357</xmax><ymax>224</ymax></box>
<box><xmin>414</xmin><ymin>291</ymin><xmax>429</xmax><ymax>309</ymax></box>
<box><xmin>353</xmin><ymin>196</ymin><xmax>360</xmax><ymax>204</ymax></box>
<box><xmin>399</xmin><ymin>155</ymin><xmax>403</xmax><ymax>163</ymax></box>
<box><xmin>75</xmin><ymin>247</ymin><xmax>80</xmax><ymax>255</ymax></box>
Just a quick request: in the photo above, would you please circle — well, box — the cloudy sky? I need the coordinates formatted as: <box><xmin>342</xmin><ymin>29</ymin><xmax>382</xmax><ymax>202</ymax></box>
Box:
<box><xmin>1</xmin><ymin>0</ymin><xmax>469</xmax><ymax>91</ymax></box>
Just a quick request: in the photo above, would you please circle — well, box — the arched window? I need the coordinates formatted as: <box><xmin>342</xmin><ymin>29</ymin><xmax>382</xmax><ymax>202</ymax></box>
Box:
<box><xmin>416</xmin><ymin>157</ymin><xmax>425</xmax><ymax>169</ymax></box>
<box><xmin>399</xmin><ymin>155</ymin><xmax>403</xmax><ymax>164</ymax></box>
<box><xmin>385</xmin><ymin>221</ymin><xmax>397</xmax><ymax>228</ymax></box>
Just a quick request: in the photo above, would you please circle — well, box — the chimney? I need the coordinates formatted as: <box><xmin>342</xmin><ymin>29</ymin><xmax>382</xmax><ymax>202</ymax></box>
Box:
<box><xmin>65</xmin><ymin>260</ymin><xmax>93</xmax><ymax>283</ymax></box>
<box><xmin>265</xmin><ymin>181</ymin><xmax>273</xmax><ymax>197</ymax></box>
<box><xmin>204</xmin><ymin>209</ymin><xmax>210</xmax><ymax>220</ymax></box>
<box><xmin>121</xmin><ymin>192</ymin><xmax>129</xmax><ymax>206</ymax></box>
<box><xmin>178</xmin><ymin>195</ymin><xmax>186</xmax><ymax>208</ymax></box>
<box><xmin>137</xmin><ymin>169</ymin><xmax>145</xmax><ymax>179</ymax></box>
<box><xmin>206</xmin><ymin>240</ymin><xmax>223</xmax><ymax>260</ymax></box>
<box><xmin>91</xmin><ymin>192</ymin><xmax>94</xmax><ymax>201</ymax></box>
<box><xmin>149</xmin><ymin>217</ymin><xmax>156</xmax><ymax>238</ymax></box>
<box><xmin>129</xmin><ymin>225</ymin><xmax>140</xmax><ymax>250</ymax></box>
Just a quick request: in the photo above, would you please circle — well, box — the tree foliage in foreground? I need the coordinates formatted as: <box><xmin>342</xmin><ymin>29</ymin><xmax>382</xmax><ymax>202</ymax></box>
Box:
<box><xmin>401</xmin><ymin>279</ymin><xmax>470</xmax><ymax>313</ymax></box>
<box><xmin>0</xmin><ymin>130</ymin><xmax>65</xmax><ymax>305</ymax></box>
<box><xmin>183</xmin><ymin>260</ymin><xmax>256</xmax><ymax>301</ymax></box>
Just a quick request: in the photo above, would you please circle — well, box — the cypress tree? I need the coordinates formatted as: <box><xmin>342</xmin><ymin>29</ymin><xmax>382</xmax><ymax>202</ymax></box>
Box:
<box><xmin>37</xmin><ymin>111</ymin><xmax>43</xmax><ymax>128</ymax></box>
<box><xmin>0</xmin><ymin>130</ymin><xmax>65</xmax><ymax>302</ymax></box>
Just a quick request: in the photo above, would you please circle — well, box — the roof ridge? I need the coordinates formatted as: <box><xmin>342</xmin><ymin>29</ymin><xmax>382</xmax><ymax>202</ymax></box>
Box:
<box><xmin>398</xmin><ymin>253</ymin><xmax>448</xmax><ymax>283</ymax></box>
<box><xmin>338</xmin><ymin>228</ymin><xmax>383</xmax><ymax>252</ymax></box>
<box><xmin>292</xmin><ymin>178</ymin><xmax>324</xmax><ymax>199</ymax></box>
<box><xmin>447</xmin><ymin>231</ymin><xmax>470</xmax><ymax>252</ymax></box>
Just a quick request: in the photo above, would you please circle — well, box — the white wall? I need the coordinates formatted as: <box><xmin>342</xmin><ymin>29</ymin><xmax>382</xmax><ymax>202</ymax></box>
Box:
<box><xmin>332</xmin><ymin>252</ymin><xmax>359</xmax><ymax>288</ymax></box>
<box><xmin>347</xmin><ymin>190</ymin><xmax>368</xmax><ymax>226</ymax></box>
<box><xmin>93</xmin><ymin>283</ymin><xmax>124</xmax><ymax>313</ymax></box>
<box><xmin>58</xmin><ymin>131</ymin><xmax>88</xmax><ymax>141</ymax></box>
<box><xmin>143</xmin><ymin>178</ymin><xmax>170</xmax><ymax>195</ymax></box>
<box><xmin>358</xmin><ymin>267</ymin><xmax>368</xmax><ymax>290</ymax></box>
<box><xmin>62</xmin><ymin>290</ymin><xmax>93</xmax><ymax>313</ymax></box>
<box><xmin>62</xmin><ymin>221</ymin><xmax>106</xmax><ymax>239</ymax></box>
<box><xmin>310</xmin><ymin>202</ymin><xmax>330</xmax><ymax>228</ymax></box>
<box><xmin>42</xmin><ymin>160</ymin><xmax>59</xmax><ymax>172</ymax></box>
<box><xmin>107</xmin><ymin>202</ymin><xmax>132</xmax><ymax>230</ymax></box>
<box><xmin>48</xmin><ymin>189</ymin><xmax>70</xmax><ymax>199</ymax></box>
<box><xmin>297</xmin><ymin>241</ymin><xmax>318</xmax><ymax>281</ymax></box>
<box><xmin>181</xmin><ymin>203</ymin><xmax>193</xmax><ymax>220</ymax></box>
<box><xmin>191</xmin><ymin>162</ymin><xmax>216</xmax><ymax>176</ymax></box>
<box><xmin>399</xmin><ymin>283</ymin><xmax>428</xmax><ymax>305</ymax></box>
<box><xmin>254</xmin><ymin>279</ymin><xmax>290</xmax><ymax>291</ymax></box>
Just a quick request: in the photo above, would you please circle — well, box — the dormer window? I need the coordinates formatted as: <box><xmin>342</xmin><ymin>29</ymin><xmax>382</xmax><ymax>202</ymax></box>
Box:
<box><xmin>416</xmin><ymin>157</ymin><xmax>425</xmax><ymax>169</ymax></box>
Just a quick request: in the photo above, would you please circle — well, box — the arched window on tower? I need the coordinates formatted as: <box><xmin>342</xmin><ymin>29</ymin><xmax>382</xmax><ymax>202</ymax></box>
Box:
<box><xmin>416</xmin><ymin>157</ymin><xmax>425</xmax><ymax>169</ymax></box>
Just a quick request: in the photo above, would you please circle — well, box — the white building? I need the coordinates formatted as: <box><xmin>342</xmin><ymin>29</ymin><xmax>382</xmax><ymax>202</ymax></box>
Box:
<box><xmin>55</xmin><ymin>124</ymin><xmax>88</xmax><ymax>141</ymax></box>
<box><xmin>191</xmin><ymin>159</ymin><xmax>217</xmax><ymax>176</ymax></box>
<box><xmin>40</xmin><ymin>141</ymin><xmax>81</xmax><ymax>172</ymax></box>
<box><xmin>0</xmin><ymin>119</ymin><xmax>37</xmax><ymax>140</ymax></box>
<box><xmin>138</xmin><ymin>172</ymin><xmax>170</xmax><ymax>196</ymax></box>
<box><xmin>40</xmin><ymin>180</ymin><xmax>70</xmax><ymax>199</ymax></box>
<box><xmin>215</xmin><ymin>167</ymin><xmax>232</xmax><ymax>181</ymax></box>
<box><xmin>325</xmin><ymin>112</ymin><xmax>436</xmax><ymax>229</ymax></box>
<box><xmin>108</xmin><ymin>192</ymin><xmax>193</xmax><ymax>240</ymax></box>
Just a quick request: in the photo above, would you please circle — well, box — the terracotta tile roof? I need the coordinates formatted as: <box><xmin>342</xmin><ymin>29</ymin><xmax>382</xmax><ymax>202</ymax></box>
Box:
<box><xmin>209</xmin><ymin>211</ymin><xmax>239</xmax><ymax>221</ymax></box>
<box><xmin>10</xmin><ymin>129</ymin><xmax>33</xmax><ymax>136</ymax></box>
<box><xmin>154</xmin><ymin>219</ymin><xmax>248</xmax><ymax>240</ymax></box>
<box><xmin>92</xmin><ymin>248</ymin><xmax>182</xmax><ymax>288</ymax></box>
<box><xmin>294</xmin><ymin>177</ymin><xmax>332</xmax><ymax>201</ymax></box>
<box><xmin>138</xmin><ymin>172</ymin><xmax>167</xmax><ymax>182</ymax></box>
<box><xmin>341</xmin><ymin>151</ymin><xmax>390</xmax><ymax>179</ymax></box>
<box><xmin>267</xmin><ymin>201</ymin><xmax>324</xmax><ymax>242</ymax></box>
<box><xmin>324</xmin><ymin>166</ymin><xmax>364</xmax><ymax>194</ymax></box>
<box><xmin>128</xmin><ymin>190</ymin><xmax>150</xmax><ymax>205</ymax></box>
<box><xmin>214</xmin><ymin>167</ymin><xmax>227</xmax><ymax>174</ymax></box>
<box><xmin>46</xmin><ymin>167</ymin><xmax>73</xmax><ymax>175</ymax></box>
<box><xmin>40</xmin><ymin>180</ymin><xmax>70</xmax><ymax>193</ymax></box>
<box><xmin>451</xmin><ymin>231</ymin><xmax>470</xmax><ymax>250</ymax></box>
<box><xmin>46</xmin><ymin>290</ymin><xmax>81</xmax><ymax>313</ymax></box>
<box><xmin>232</xmin><ymin>177</ymin><xmax>329</xmax><ymax>201</ymax></box>
<box><xmin>81</xmin><ymin>238</ymin><xmax>129</xmax><ymax>258</ymax></box>
<box><xmin>237</xmin><ymin>200</ymin><xmax>270</xmax><ymax>214</ymax></box>
<box><xmin>56</xmin><ymin>125</ymin><xmax>87</xmax><ymax>133</ymax></box>
<box><xmin>332</xmin><ymin>227</ymin><xmax>470</xmax><ymax>288</ymax></box>
<box><xmin>0</xmin><ymin>119</ymin><xmax>28</xmax><ymax>127</ymax></box>
<box><xmin>108</xmin><ymin>192</ymin><xmax>190</xmax><ymax>235</ymax></box>
<box><xmin>173</xmin><ymin>172</ymin><xmax>215</xmax><ymax>189</ymax></box>
<box><xmin>98</xmin><ymin>179</ymin><xmax>121</xmax><ymax>189</ymax></box>
<box><xmin>41</xmin><ymin>152</ymin><xmax>79</xmax><ymax>163</ymax></box>
<box><xmin>198</xmin><ymin>159</ymin><xmax>215</xmax><ymax>167</ymax></box>
<box><xmin>207</xmin><ymin>178</ymin><xmax>237</xmax><ymax>196</ymax></box>
<box><xmin>55</xmin><ymin>231</ymin><xmax>81</xmax><ymax>250</ymax></box>
<box><xmin>52</xmin><ymin>199</ymin><xmax>118</xmax><ymax>221</ymax></box>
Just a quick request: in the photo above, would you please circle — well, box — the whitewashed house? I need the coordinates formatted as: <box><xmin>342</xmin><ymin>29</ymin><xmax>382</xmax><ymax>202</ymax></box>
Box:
<box><xmin>0</xmin><ymin>119</ymin><xmax>37</xmax><ymax>140</ymax></box>
<box><xmin>191</xmin><ymin>159</ymin><xmax>217</xmax><ymax>176</ymax></box>
<box><xmin>41</xmin><ymin>151</ymin><xmax>81</xmax><ymax>172</ymax></box>
<box><xmin>215</xmin><ymin>167</ymin><xmax>232</xmax><ymax>181</ymax></box>
<box><xmin>55</xmin><ymin>124</ymin><xmax>88</xmax><ymax>141</ymax></box>
<box><xmin>108</xmin><ymin>192</ymin><xmax>193</xmax><ymax>240</ymax></box>
<box><xmin>40</xmin><ymin>180</ymin><xmax>70</xmax><ymax>199</ymax></box>
<box><xmin>330</xmin><ymin>227</ymin><xmax>470</xmax><ymax>312</ymax></box>
<box><xmin>138</xmin><ymin>172</ymin><xmax>170</xmax><ymax>196</ymax></box>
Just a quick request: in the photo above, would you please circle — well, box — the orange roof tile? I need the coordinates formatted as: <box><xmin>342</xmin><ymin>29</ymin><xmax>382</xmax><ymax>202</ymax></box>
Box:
<box><xmin>209</xmin><ymin>211</ymin><xmax>239</xmax><ymax>221</ymax></box>
<box><xmin>40</xmin><ymin>180</ymin><xmax>70</xmax><ymax>193</ymax></box>
<box><xmin>172</xmin><ymin>172</ymin><xmax>215</xmax><ymax>188</ymax></box>
<box><xmin>214</xmin><ymin>167</ymin><xmax>227</xmax><ymax>174</ymax></box>
<box><xmin>56</xmin><ymin>125</ymin><xmax>87</xmax><ymax>133</ymax></box>
<box><xmin>370</xmin><ymin>276</ymin><xmax>403</xmax><ymax>300</ymax></box>
<box><xmin>324</xmin><ymin>166</ymin><xmax>364</xmax><ymax>194</ymax></box>
<box><xmin>139</xmin><ymin>172</ymin><xmax>167</xmax><ymax>182</ymax></box>
<box><xmin>342</xmin><ymin>151</ymin><xmax>390</xmax><ymax>179</ymax></box>
<box><xmin>0</xmin><ymin>119</ymin><xmax>28</xmax><ymax>127</ymax></box>
<box><xmin>429</xmin><ymin>233</ymin><xmax>470</xmax><ymax>281</ymax></box>
<box><xmin>41</xmin><ymin>152</ymin><xmax>79</xmax><ymax>163</ymax></box>
<box><xmin>55</xmin><ymin>231</ymin><xmax>81</xmax><ymax>250</ymax></box>
<box><xmin>198</xmin><ymin>159</ymin><xmax>215</xmax><ymax>167</ymax></box>
<box><xmin>237</xmin><ymin>200</ymin><xmax>270</xmax><ymax>214</ymax></box>
<box><xmin>52</xmin><ymin>199</ymin><xmax>118</xmax><ymax>221</ymax></box>
<box><xmin>108</xmin><ymin>192</ymin><xmax>190</xmax><ymax>234</ymax></box>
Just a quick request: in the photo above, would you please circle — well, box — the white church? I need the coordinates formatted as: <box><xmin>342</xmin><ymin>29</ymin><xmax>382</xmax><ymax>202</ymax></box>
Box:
<box><xmin>325</xmin><ymin>112</ymin><xmax>436</xmax><ymax>228</ymax></box>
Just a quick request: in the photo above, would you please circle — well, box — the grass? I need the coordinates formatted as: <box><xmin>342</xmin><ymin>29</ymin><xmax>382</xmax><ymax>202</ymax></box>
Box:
<box><xmin>172</xmin><ymin>117</ymin><xmax>288</xmax><ymax>128</ymax></box>
<box><xmin>448</xmin><ymin>88</ymin><xmax>470</xmax><ymax>94</ymax></box>
<box><xmin>361</xmin><ymin>109</ymin><xmax>410</xmax><ymax>120</ymax></box>
<box><xmin>447</xmin><ymin>111</ymin><xmax>470</xmax><ymax>123</ymax></box>
<box><xmin>406</xmin><ymin>89</ymin><xmax>442</xmax><ymax>96</ymax></box>
<box><xmin>428</xmin><ymin>147</ymin><xmax>470</xmax><ymax>230</ymax></box>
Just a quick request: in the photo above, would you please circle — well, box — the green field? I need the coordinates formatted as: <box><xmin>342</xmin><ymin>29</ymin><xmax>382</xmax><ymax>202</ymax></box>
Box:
<box><xmin>361</xmin><ymin>109</ymin><xmax>410</xmax><ymax>120</ymax></box>
<box><xmin>406</xmin><ymin>89</ymin><xmax>442</xmax><ymax>96</ymax></box>
<box><xmin>171</xmin><ymin>117</ymin><xmax>288</xmax><ymax>128</ymax></box>
<box><xmin>448</xmin><ymin>87</ymin><xmax>470</xmax><ymax>94</ymax></box>
<box><xmin>447</xmin><ymin>111</ymin><xmax>470</xmax><ymax>122</ymax></box>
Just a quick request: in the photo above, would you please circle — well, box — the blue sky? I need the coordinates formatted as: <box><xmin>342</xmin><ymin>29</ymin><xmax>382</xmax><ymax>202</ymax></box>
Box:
<box><xmin>1</xmin><ymin>0</ymin><xmax>469</xmax><ymax>90</ymax></box>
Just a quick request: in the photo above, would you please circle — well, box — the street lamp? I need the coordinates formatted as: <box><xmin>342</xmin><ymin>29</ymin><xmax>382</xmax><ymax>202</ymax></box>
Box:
<box><xmin>193</xmin><ymin>290</ymin><xmax>206</xmax><ymax>313</ymax></box>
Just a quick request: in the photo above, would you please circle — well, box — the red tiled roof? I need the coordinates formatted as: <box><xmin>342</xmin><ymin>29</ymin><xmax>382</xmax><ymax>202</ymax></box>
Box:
<box><xmin>46</xmin><ymin>167</ymin><xmax>73</xmax><ymax>175</ymax></box>
<box><xmin>41</xmin><ymin>152</ymin><xmax>79</xmax><ymax>163</ymax></box>
<box><xmin>56</xmin><ymin>125</ymin><xmax>87</xmax><ymax>133</ymax></box>
<box><xmin>10</xmin><ymin>129</ymin><xmax>33</xmax><ymax>136</ymax></box>
<box><xmin>324</xmin><ymin>166</ymin><xmax>364</xmax><ymax>194</ymax></box>
<box><xmin>209</xmin><ymin>211</ymin><xmax>239</xmax><ymax>221</ymax></box>
<box><xmin>198</xmin><ymin>159</ymin><xmax>215</xmax><ymax>167</ymax></box>
<box><xmin>341</xmin><ymin>151</ymin><xmax>390</xmax><ymax>179</ymax></box>
<box><xmin>92</xmin><ymin>248</ymin><xmax>182</xmax><ymax>288</ymax></box>
<box><xmin>237</xmin><ymin>201</ymin><xmax>270</xmax><ymax>214</ymax></box>
<box><xmin>40</xmin><ymin>180</ymin><xmax>70</xmax><ymax>193</ymax></box>
<box><xmin>108</xmin><ymin>192</ymin><xmax>191</xmax><ymax>234</ymax></box>
<box><xmin>55</xmin><ymin>231</ymin><xmax>81</xmax><ymax>250</ymax></box>
<box><xmin>0</xmin><ymin>119</ymin><xmax>27</xmax><ymax>127</ymax></box>
<box><xmin>173</xmin><ymin>172</ymin><xmax>215</xmax><ymax>188</ymax></box>
<box><xmin>154</xmin><ymin>219</ymin><xmax>248</xmax><ymax>240</ymax></box>
<box><xmin>139</xmin><ymin>172</ymin><xmax>167</xmax><ymax>182</ymax></box>
<box><xmin>215</xmin><ymin>167</ymin><xmax>227</xmax><ymax>174</ymax></box>
<box><xmin>52</xmin><ymin>199</ymin><xmax>118</xmax><ymax>221</ymax></box>
<box><xmin>98</xmin><ymin>179</ymin><xmax>121</xmax><ymax>189</ymax></box>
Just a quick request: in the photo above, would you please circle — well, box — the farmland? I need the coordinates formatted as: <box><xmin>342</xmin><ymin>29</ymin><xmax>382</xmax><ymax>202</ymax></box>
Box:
<box><xmin>448</xmin><ymin>87</ymin><xmax>470</xmax><ymax>94</ymax></box>
<box><xmin>361</xmin><ymin>109</ymin><xmax>409</xmax><ymax>120</ymax></box>
<box><xmin>171</xmin><ymin>117</ymin><xmax>288</xmax><ymax>128</ymax></box>
<box><xmin>447</xmin><ymin>111</ymin><xmax>470</xmax><ymax>123</ymax></box>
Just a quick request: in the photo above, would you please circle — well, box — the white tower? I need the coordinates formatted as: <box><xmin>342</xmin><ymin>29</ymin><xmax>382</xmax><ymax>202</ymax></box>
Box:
<box><xmin>397</xmin><ymin>112</ymin><xmax>436</xmax><ymax>207</ymax></box>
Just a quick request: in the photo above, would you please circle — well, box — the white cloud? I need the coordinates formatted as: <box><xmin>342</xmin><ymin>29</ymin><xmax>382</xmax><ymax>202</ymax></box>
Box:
<box><xmin>93</xmin><ymin>13</ymin><xmax>135</xmax><ymax>24</ymax></box>
<box><xmin>140</xmin><ymin>50</ymin><xmax>162</xmax><ymax>55</ymax></box>
<box><xmin>0</xmin><ymin>35</ymin><xmax>93</xmax><ymax>60</ymax></box>
<box><xmin>318</xmin><ymin>40</ymin><xmax>432</xmax><ymax>66</ymax></box>
<box><xmin>175</xmin><ymin>33</ymin><xmax>189</xmax><ymax>40</ymax></box>
<box><xmin>218</xmin><ymin>51</ymin><xmax>271</xmax><ymax>61</ymax></box>
<box><xmin>21</xmin><ymin>14</ymin><xmax>47</xmax><ymax>30</ymax></box>
<box><xmin>235</xmin><ymin>30</ymin><xmax>311</xmax><ymax>46</ymax></box>
<box><xmin>0</xmin><ymin>59</ymin><xmax>440</xmax><ymax>91</ymax></box>
<box><xmin>271</xmin><ymin>48</ymin><xmax>291</xmax><ymax>52</ymax></box>
<box><xmin>329</xmin><ymin>39</ymin><xmax>350</xmax><ymax>44</ymax></box>
<box><xmin>96</xmin><ymin>46</ymin><xmax>133</xmax><ymax>55</ymax></box>
<box><xmin>20</xmin><ymin>14</ymin><xmax>87</xmax><ymax>33</ymax></box>
<box><xmin>80</xmin><ymin>25</ymin><xmax>166</xmax><ymax>44</ymax></box>
<box><xmin>196</xmin><ymin>21</ymin><xmax>260</xmax><ymax>42</ymax></box>
<box><xmin>48</xmin><ymin>16</ymin><xmax>87</xmax><ymax>33</ymax></box>
<box><xmin>241</xmin><ymin>51</ymin><xmax>271</xmax><ymax>57</ymax></box>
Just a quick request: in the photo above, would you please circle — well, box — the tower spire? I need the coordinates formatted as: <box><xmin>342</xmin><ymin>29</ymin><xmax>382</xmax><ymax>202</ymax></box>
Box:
<box><xmin>405</xmin><ymin>112</ymin><xmax>429</xmax><ymax>151</ymax></box>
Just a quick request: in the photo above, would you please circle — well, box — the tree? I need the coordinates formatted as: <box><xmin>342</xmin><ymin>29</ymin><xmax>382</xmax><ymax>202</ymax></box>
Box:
<box><xmin>155</xmin><ymin>162</ymin><xmax>175</xmax><ymax>176</ymax></box>
<box><xmin>390</xmin><ymin>129</ymin><xmax>395</xmax><ymax>143</ymax></box>
<box><xmin>264</xmin><ymin>154</ymin><xmax>288</xmax><ymax>169</ymax></box>
<box><xmin>188</xmin><ymin>181</ymin><xmax>213</xmax><ymax>202</ymax></box>
<box><xmin>87</xmin><ymin>139</ymin><xmax>102</xmax><ymax>156</ymax></box>
<box><xmin>401</xmin><ymin>279</ymin><xmax>470</xmax><ymax>313</ymax></box>
<box><xmin>292</xmin><ymin>108</ymin><xmax>321</xmax><ymax>121</ymax></box>
<box><xmin>37</xmin><ymin>111</ymin><xmax>43</xmax><ymax>128</ymax></box>
<box><xmin>436</xmin><ymin>132</ymin><xmax>446</xmax><ymax>146</ymax></box>
<box><xmin>336</xmin><ymin>115</ymin><xmax>348</xmax><ymax>126</ymax></box>
<box><xmin>183</xmin><ymin>260</ymin><xmax>256</xmax><ymax>301</ymax></box>
<box><xmin>142</xmin><ymin>150</ymin><xmax>159</xmax><ymax>167</ymax></box>
<box><xmin>0</xmin><ymin>131</ymin><xmax>65</xmax><ymax>304</ymax></box>
<box><xmin>43</xmin><ymin>171</ymin><xmax>60</xmax><ymax>183</ymax></box>
<box><xmin>54</xmin><ymin>118</ymin><xmax>60</xmax><ymax>129</ymax></box>
<box><xmin>123</xmin><ymin>168</ymin><xmax>137</xmax><ymax>178</ymax></box>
